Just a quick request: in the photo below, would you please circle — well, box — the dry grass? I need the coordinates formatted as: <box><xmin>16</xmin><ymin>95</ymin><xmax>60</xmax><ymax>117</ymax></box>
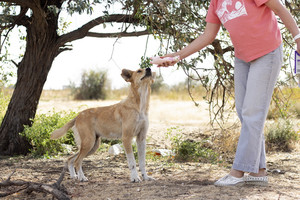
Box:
<box><xmin>213</xmin><ymin>128</ymin><xmax>240</xmax><ymax>159</ymax></box>
<box><xmin>267</xmin><ymin>87</ymin><xmax>300</xmax><ymax>119</ymax></box>
<box><xmin>40</xmin><ymin>89</ymin><xmax>74</xmax><ymax>101</ymax></box>
<box><xmin>293</xmin><ymin>102</ymin><xmax>300</xmax><ymax>118</ymax></box>
<box><xmin>40</xmin><ymin>87</ymin><xmax>207</xmax><ymax>102</ymax></box>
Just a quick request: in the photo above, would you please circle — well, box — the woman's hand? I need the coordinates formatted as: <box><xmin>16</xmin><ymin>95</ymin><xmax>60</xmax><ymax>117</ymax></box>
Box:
<box><xmin>151</xmin><ymin>54</ymin><xmax>180</xmax><ymax>67</ymax></box>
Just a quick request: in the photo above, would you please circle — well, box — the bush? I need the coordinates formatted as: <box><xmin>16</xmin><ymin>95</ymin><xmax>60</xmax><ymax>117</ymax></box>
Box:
<box><xmin>213</xmin><ymin>128</ymin><xmax>240</xmax><ymax>159</ymax></box>
<box><xmin>72</xmin><ymin>69</ymin><xmax>109</xmax><ymax>100</ymax></box>
<box><xmin>266</xmin><ymin>119</ymin><xmax>299</xmax><ymax>152</ymax></box>
<box><xmin>20</xmin><ymin>110</ymin><xmax>78</xmax><ymax>157</ymax></box>
<box><xmin>166</xmin><ymin>127</ymin><xmax>218</xmax><ymax>163</ymax></box>
<box><xmin>172</xmin><ymin>138</ymin><xmax>218</xmax><ymax>163</ymax></box>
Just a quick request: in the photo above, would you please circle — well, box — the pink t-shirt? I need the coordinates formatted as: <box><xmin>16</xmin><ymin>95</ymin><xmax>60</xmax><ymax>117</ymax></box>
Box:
<box><xmin>206</xmin><ymin>0</ymin><xmax>282</xmax><ymax>62</ymax></box>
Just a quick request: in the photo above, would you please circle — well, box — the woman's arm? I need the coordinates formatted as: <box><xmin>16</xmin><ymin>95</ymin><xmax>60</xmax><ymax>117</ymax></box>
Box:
<box><xmin>175</xmin><ymin>22</ymin><xmax>221</xmax><ymax>60</ymax></box>
<box><xmin>159</xmin><ymin>22</ymin><xmax>221</xmax><ymax>67</ymax></box>
<box><xmin>265</xmin><ymin>0</ymin><xmax>300</xmax><ymax>53</ymax></box>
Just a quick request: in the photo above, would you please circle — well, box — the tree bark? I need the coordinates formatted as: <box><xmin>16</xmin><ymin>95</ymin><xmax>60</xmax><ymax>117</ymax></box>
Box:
<box><xmin>0</xmin><ymin>10</ymin><xmax>59</xmax><ymax>155</ymax></box>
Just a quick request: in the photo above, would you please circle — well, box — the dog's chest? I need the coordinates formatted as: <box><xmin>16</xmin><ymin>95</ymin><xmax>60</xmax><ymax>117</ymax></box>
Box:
<box><xmin>134</xmin><ymin>113</ymin><xmax>148</xmax><ymax>133</ymax></box>
<box><xmin>138</xmin><ymin>113</ymin><xmax>147</xmax><ymax>123</ymax></box>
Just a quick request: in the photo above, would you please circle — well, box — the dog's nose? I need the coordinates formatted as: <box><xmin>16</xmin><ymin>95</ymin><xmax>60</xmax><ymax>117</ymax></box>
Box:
<box><xmin>146</xmin><ymin>68</ymin><xmax>151</xmax><ymax>72</ymax></box>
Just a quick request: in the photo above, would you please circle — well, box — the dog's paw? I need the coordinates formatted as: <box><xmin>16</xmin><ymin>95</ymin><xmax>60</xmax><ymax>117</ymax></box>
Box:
<box><xmin>78</xmin><ymin>175</ymin><xmax>88</xmax><ymax>182</ymax></box>
<box><xmin>142</xmin><ymin>174</ymin><xmax>155</xmax><ymax>181</ymax></box>
<box><xmin>79</xmin><ymin>177</ymin><xmax>88</xmax><ymax>182</ymax></box>
<box><xmin>70</xmin><ymin>174</ymin><xmax>78</xmax><ymax>179</ymax></box>
<box><xmin>130</xmin><ymin>175</ymin><xmax>141</xmax><ymax>183</ymax></box>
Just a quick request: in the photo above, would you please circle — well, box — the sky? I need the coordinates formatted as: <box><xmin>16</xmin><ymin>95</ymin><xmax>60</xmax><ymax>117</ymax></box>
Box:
<box><xmin>45</xmin><ymin>34</ymin><xmax>188</xmax><ymax>90</ymax></box>
<box><xmin>2</xmin><ymin>4</ymin><xmax>215</xmax><ymax>90</ymax></box>
<box><xmin>43</xmin><ymin>4</ymin><xmax>185</xmax><ymax>90</ymax></box>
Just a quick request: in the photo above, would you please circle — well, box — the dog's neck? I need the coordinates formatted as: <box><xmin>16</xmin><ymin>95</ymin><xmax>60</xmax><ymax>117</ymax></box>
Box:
<box><xmin>127</xmin><ymin>83</ymin><xmax>151</xmax><ymax>114</ymax></box>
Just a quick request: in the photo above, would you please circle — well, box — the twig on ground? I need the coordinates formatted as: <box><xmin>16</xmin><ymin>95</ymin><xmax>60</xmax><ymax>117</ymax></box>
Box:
<box><xmin>0</xmin><ymin>167</ymin><xmax>70</xmax><ymax>200</ymax></box>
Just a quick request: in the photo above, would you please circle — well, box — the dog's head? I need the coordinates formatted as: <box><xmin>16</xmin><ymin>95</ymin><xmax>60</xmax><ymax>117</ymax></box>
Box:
<box><xmin>121</xmin><ymin>68</ymin><xmax>156</xmax><ymax>86</ymax></box>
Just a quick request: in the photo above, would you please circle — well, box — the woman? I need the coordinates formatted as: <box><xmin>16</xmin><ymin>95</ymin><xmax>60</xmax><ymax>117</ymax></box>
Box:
<box><xmin>158</xmin><ymin>0</ymin><xmax>300</xmax><ymax>186</ymax></box>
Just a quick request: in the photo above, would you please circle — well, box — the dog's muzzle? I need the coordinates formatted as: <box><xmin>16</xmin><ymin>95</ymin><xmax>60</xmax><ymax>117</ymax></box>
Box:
<box><xmin>141</xmin><ymin>68</ymin><xmax>152</xmax><ymax>80</ymax></box>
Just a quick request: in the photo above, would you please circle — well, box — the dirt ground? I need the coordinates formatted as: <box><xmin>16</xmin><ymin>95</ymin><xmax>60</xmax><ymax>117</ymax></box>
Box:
<box><xmin>1</xmin><ymin>99</ymin><xmax>299</xmax><ymax>200</ymax></box>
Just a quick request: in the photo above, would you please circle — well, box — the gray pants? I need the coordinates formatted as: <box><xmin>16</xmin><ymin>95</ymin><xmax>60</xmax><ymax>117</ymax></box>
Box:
<box><xmin>233</xmin><ymin>44</ymin><xmax>283</xmax><ymax>173</ymax></box>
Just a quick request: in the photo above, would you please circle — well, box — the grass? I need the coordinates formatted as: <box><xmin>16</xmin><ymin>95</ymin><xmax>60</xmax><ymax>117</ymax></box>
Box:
<box><xmin>0</xmin><ymin>90</ymin><xmax>10</xmax><ymax>124</ymax></box>
<box><xmin>268</xmin><ymin>87</ymin><xmax>300</xmax><ymax>119</ymax></box>
<box><xmin>40</xmin><ymin>89</ymin><xmax>74</xmax><ymax>101</ymax></box>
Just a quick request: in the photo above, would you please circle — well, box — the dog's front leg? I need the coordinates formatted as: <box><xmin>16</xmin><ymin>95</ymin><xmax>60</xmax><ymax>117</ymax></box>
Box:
<box><xmin>137</xmin><ymin>134</ymin><xmax>155</xmax><ymax>181</ymax></box>
<box><xmin>122</xmin><ymin>136</ymin><xmax>141</xmax><ymax>182</ymax></box>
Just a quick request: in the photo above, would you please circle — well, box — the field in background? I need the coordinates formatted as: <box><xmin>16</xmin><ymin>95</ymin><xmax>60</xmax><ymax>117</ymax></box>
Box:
<box><xmin>40</xmin><ymin>83</ymin><xmax>207</xmax><ymax>101</ymax></box>
<box><xmin>38</xmin><ymin>88</ymin><xmax>299</xmax><ymax>148</ymax></box>
<box><xmin>1</xmin><ymin>88</ymin><xmax>300</xmax><ymax>199</ymax></box>
<box><xmin>39</xmin><ymin>88</ymin><xmax>300</xmax><ymax>120</ymax></box>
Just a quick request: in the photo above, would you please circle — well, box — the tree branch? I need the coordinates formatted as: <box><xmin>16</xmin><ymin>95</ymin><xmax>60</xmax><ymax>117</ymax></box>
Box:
<box><xmin>0</xmin><ymin>6</ymin><xmax>30</xmax><ymax>27</ymax></box>
<box><xmin>0</xmin><ymin>168</ymin><xmax>69</xmax><ymax>199</ymax></box>
<box><xmin>57</xmin><ymin>14</ymin><xmax>140</xmax><ymax>46</ymax></box>
<box><xmin>86</xmin><ymin>30</ymin><xmax>149</xmax><ymax>38</ymax></box>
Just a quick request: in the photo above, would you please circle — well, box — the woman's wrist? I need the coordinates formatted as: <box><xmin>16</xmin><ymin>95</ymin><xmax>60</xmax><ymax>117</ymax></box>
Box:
<box><xmin>172</xmin><ymin>51</ymin><xmax>183</xmax><ymax>61</ymax></box>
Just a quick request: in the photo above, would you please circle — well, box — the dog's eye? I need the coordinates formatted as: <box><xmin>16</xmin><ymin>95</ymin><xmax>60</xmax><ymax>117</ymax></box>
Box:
<box><xmin>137</xmin><ymin>70</ymin><xmax>142</xmax><ymax>73</ymax></box>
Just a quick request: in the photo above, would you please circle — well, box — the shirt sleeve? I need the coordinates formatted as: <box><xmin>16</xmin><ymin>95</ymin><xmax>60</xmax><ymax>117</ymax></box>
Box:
<box><xmin>205</xmin><ymin>0</ymin><xmax>221</xmax><ymax>24</ymax></box>
<box><xmin>254</xmin><ymin>0</ymin><xmax>269</xmax><ymax>7</ymax></box>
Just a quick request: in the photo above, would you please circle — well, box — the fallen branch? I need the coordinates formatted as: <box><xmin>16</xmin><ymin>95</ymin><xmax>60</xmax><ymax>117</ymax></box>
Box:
<box><xmin>0</xmin><ymin>167</ymin><xmax>70</xmax><ymax>200</ymax></box>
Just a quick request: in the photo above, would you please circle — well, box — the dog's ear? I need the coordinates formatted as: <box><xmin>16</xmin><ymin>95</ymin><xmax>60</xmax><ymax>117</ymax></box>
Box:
<box><xmin>121</xmin><ymin>69</ymin><xmax>133</xmax><ymax>82</ymax></box>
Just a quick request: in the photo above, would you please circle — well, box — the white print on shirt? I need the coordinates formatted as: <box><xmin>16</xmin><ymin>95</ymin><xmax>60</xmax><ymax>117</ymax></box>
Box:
<box><xmin>216</xmin><ymin>0</ymin><xmax>248</xmax><ymax>24</ymax></box>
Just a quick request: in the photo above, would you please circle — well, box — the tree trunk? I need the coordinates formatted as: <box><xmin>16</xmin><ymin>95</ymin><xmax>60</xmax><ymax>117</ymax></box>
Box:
<box><xmin>0</xmin><ymin>13</ymin><xmax>59</xmax><ymax>156</ymax></box>
<box><xmin>0</xmin><ymin>5</ymin><xmax>141</xmax><ymax>156</ymax></box>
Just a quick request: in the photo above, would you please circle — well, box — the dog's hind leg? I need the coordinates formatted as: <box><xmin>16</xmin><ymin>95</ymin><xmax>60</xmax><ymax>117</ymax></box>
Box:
<box><xmin>67</xmin><ymin>152</ymin><xmax>79</xmax><ymax>179</ymax></box>
<box><xmin>65</xmin><ymin>126</ymin><xmax>81</xmax><ymax>179</ymax></box>
<box><xmin>87</xmin><ymin>136</ymin><xmax>100</xmax><ymax>157</ymax></box>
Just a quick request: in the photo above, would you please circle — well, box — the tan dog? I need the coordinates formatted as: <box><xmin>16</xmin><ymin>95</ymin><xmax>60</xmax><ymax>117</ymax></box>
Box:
<box><xmin>51</xmin><ymin>68</ymin><xmax>156</xmax><ymax>182</ymax></box>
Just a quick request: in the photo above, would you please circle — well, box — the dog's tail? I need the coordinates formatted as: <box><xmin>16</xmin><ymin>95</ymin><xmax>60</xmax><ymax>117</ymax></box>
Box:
<box><xmin>50</xmin><ymin>117</ymin><xmax>77</xmax><ymax>140</ymax></box>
